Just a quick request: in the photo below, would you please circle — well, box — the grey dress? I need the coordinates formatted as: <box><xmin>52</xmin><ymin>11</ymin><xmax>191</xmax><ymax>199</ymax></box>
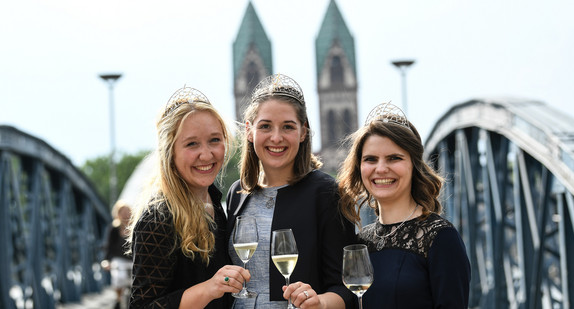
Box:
<box><xmin>228</xmin><ymin>186</ymin><xmax>287</xmax><ymax>309</ymax></box>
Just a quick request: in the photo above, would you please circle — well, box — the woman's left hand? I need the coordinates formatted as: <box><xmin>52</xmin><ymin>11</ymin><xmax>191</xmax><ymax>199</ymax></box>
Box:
<box><xmin>282</xmin><ymin>281</ymin><xmax>322</xmax><ymax>309</ymax></box>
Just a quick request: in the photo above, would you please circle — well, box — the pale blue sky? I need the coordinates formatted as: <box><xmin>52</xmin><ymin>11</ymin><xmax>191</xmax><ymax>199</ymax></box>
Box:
<box><xmin>1</xmin><ymin>0</ymin><xmax>573</xmax><ymax>166</ymax></box>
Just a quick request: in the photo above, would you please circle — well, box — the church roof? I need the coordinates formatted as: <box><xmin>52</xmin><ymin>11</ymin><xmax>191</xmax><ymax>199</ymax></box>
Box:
<box><xmin>233</xmin><ymin>1</ymin><xmax>273</xmax><ymax>79</ymax></box>
<box><xmin>315</xmin><ymin>0</ymin><xmax>356</xmax><ymax>78</ymax></box>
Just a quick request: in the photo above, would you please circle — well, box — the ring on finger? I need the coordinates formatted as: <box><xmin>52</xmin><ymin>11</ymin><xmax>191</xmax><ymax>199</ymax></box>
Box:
<box><xmin>303</xmin><ymin>290</ymin><xmax>309</xmax><ymax>299</ymax></box>
<box><xmin>224</xmin><ymin>276</ymin><xmax>230</xmax><ymax>285</ymax></box>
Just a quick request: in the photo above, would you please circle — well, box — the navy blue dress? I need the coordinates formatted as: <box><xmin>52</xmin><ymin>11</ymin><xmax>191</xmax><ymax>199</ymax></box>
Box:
<box><xmin>358</xmin><ymin>213</ymin><xmax>470</xmax><ymax>309</ymax></box>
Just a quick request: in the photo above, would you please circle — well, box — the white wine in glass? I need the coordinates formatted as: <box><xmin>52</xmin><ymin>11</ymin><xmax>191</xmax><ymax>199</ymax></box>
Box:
<box><xmin>234</xmin><ymin>242</ymin><xmax>258</xmax><ymax>262</ymax></box>
<box><xmin>342</xmin><ymin>244</ymin><xmax>374</xmax><ymax>309</ymax></box>
<box><xmin>271</xmin><ymin>229</ymin><xmax>298</xmax><ymax>309</ymax></box>
<box><xmin>232</xmin><ymin>216</ymin><xmax>258</xmax><ymax>298</ymax></box>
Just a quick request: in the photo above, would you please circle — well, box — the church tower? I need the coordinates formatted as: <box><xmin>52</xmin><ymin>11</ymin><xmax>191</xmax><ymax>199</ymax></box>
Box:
<box><xmin>233</xmin><ymin>1</ymin><xmax>273</xmax><ymax>122</ymax></box>
<box><xmin>315</xmin><ymin>0</ymin><xmax>358</xmax><ymax>171</ymax></box>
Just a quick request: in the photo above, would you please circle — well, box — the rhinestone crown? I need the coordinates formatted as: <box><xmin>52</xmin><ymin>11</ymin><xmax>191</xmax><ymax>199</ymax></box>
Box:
<box><xmin>163</xmin><ymin>87</ymin><xmax>211</xmax><ymax>118</ymax></box>
<box><xmin>251</xmin><ymin>74</ymin><xmax>305</xmax><ymax>105</ymax></box>
<box><xmin>364</xmin><ymin>102</ymin><xmax>410</xmax><ymax>129</ymax></box>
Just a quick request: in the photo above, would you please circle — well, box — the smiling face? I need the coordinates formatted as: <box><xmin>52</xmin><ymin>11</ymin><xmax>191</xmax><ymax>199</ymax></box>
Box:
<box><xmin>173</xmin><ymin>110</ymin><xmax>225</xmax><ymax>196</ymax></box>
<box><xmin>247</xmin><ymin>99</ymin><xmax>306</xmax><ymax>181</ymax></box>
<box><xmin>360</xmin><ymin>134</ymin><xmax>413</xmax><ymax>205</ymax></box>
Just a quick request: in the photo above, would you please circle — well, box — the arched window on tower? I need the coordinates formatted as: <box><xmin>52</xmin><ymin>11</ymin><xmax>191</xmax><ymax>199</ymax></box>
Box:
<box><xmin>343</xmin><ymin>109</ymin><xmax>352</xmax><ymax>136</ymax></box>
<box><xmin>328</xmin><ymin>110</ymin><xmax>336</xmax><ymax>144</ymax></box>
<box><xmin>246</xmin><ymin>61</ymin><xmax>260</xmax><ymax>94</ymax></box>
<box><xmin>330</xmin><ymin>56</ymin><xmax>344</xmax><ymax>87</ymax></box>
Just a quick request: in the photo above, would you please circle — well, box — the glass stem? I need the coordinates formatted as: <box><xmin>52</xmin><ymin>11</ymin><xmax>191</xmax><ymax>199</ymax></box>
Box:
<box><xmin>358</xmin><ymin>296</ymin><xmax>363</xmax><ymax>309</ymax></box>
<box><xmin>286</xmin><ymin>276</ymin><xmax>292</xmax><ymax>307</ymax></box>
<box><xmin>242</xmin><ymin>262</ymin><xmax>247</xmax><ymax>290</ymax></box>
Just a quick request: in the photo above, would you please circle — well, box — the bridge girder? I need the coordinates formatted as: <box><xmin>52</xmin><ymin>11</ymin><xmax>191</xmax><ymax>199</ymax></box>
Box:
<box><xmin>425</xmin><ymin>99</ymin><xmax>574</xmax><ymax>309</ymax></box>
<box><xmin>0</xmin><ymin>125</ymin><xmax>110</xmax><ymax>309</ymax></box>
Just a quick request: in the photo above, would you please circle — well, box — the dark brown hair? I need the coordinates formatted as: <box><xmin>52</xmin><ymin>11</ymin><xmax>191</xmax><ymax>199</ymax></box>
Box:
<box><xmin>338</xmin><ymin>119</ymin><xmax>443</xmax><ymax>227</ymax></box>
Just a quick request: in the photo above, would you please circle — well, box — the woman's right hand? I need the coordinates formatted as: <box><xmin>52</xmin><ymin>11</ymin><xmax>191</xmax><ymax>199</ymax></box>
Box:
<box><xmin>205</xmin><ymin>265</ymin><xmax>251</xmax><ymax>299</ymax></box>
<box><xmin>180</xmin><ymin>265</ymin><xmax>251</xmax><ymax>308</ymax></box>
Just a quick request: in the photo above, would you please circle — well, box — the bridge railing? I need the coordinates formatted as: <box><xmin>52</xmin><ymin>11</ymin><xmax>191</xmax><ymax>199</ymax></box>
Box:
<box><xmin>425</xmin><ymin>99</ymin><xmax>574</xmax><ymax>309</ymax></box>
<box><xmin>0</xmin><ymin>125</ymin><xmax>111</xmax><ymax>309</ymax></box>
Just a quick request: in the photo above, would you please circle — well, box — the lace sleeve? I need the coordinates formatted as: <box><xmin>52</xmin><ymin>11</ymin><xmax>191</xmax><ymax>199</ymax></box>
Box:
<box><xmin>130</xmin><ymin>206</ymin><xmax>183</xmax><ymax>309</ymax></box>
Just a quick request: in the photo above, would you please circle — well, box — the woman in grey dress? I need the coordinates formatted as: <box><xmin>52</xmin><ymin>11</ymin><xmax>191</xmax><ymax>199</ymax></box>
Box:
<box><xmin>227</xmin><ymin>74</ymin><xmax>356</xmax><ymax>309</ymax></box>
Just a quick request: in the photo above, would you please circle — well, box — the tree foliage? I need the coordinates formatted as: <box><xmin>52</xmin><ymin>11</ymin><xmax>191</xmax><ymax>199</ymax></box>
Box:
<box><xmin>219</xmin><ymin>143</ymin><xmax>242</xmax><ymax>202</ymax></box>
<box><xmin>81</xmin><ymin>150</ymin><xmax>150</xmax><ymax>208</ymax></box>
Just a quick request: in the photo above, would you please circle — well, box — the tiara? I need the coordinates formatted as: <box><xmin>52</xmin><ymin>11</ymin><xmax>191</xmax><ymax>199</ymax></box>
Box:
<box><xmin>364</xmin><ymin>102</ymin><xmax>410</xmax><ymax>129</ymax></box>
<box><xmin>251</xmin><ymin>73</ymin><xmax>305</xmax><ymax>105</ymax></box>
<box><xmin>163</xmin><ymin>86</ymin><xmax>211</xmax><ymax>118</ymax></box>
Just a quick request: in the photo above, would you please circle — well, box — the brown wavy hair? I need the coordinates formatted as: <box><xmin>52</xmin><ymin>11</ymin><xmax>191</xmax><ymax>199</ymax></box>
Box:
<box><xmin>338</xmin><ymin>119</ymin><xmax>443</xmax><ymax>228</ymax></box>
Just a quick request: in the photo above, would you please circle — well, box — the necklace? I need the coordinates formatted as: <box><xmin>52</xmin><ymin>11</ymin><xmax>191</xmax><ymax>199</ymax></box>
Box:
<box><xmin>375</xmin><ymin>205</ymin><xmax>419</xmax><ymax>249</ymax></box>
<box><xmin>260</xmin><ymin>188</ymin><xmax>278</xmax><ymax>209</ymax></box>
<box><xmin>258</xmin><ymin>184</ymin><xmax>288</xmax><ymax>209</ymax></box>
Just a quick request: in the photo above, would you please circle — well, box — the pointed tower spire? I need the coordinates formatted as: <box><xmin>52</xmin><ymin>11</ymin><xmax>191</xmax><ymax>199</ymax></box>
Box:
<box><xmin>315</xmin><ymin>0</ymin><xmax>358</xmax><ymax>172</ymax></box>
<box><xmin>232</xmin><ymin>1</ymin><xmax>273</xmax><ymax>121</ymax></box>
<box><xmin>316</xmin><ymin>0</ymin><xmax>356</xmax><ymax>78</ymax></box>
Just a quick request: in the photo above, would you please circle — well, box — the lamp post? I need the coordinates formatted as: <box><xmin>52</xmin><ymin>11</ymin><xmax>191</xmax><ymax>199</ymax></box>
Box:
<box><xmin>99</xmin><ymin>73</ymin><xmax>122</xmax><ymax>207</ymax></box>
<box><xmin>391</xmin><ymin>60</ymin><xmax>415</xmax><ymax>117</ymax></box>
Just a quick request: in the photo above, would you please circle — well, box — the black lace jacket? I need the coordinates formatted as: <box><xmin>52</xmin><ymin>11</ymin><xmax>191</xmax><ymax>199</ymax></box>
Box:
<box><xmin>130</xmin><ymin>186</ymin><xmax>232</xmax><ymax>309</ymax></box>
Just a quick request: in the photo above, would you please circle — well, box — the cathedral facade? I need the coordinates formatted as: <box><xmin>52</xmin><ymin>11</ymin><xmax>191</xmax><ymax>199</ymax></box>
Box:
<box><xmin>232</xmin><ymin>0</ymin><xmax>358</xmax><ymax>173</ymax></box>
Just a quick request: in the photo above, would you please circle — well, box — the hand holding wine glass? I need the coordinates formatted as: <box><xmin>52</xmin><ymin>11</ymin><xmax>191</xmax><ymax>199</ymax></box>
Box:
<box><xmin>232</xmin><ymin>216</ymin><xmax>258</xmax><ymax>298</ymax></box>
<box><xmin>342</xmin><ymin>244</ymin><xmax>373</xmax><ymax>309</ymax></box>
<box><xmin>271</xmin><ymin>229</ymin><xmax>299</xmax><ymax>309</ymax></box>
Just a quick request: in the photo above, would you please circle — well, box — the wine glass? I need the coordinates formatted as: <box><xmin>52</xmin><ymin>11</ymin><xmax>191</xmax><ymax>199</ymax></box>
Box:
<box><xmin>342</xmin><ymin>244</ymin><xmax>374</xmax><ymax>309</ymax></box>
<box><xmin>271</xmin><ymin>229</ymin><xmax>299</xmax><ymax>309</ymax></box>
<box><xmin>232</xmin><ymin>216</ymin><xmax>258</xmax><ymax>298</ymax></box>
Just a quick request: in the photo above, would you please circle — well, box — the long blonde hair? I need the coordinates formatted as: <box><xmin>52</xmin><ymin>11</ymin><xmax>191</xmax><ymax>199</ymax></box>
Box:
<box><xmin>129</xmin><ymin>100</ymin><xmax>233</xmax><ymax>263</ymax></box>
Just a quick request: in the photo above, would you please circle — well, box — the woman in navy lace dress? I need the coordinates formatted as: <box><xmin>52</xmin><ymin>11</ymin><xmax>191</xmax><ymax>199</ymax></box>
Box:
<box><xmin>338</xmin><ymin>102</ymin><xmax>471</xmax><ymax>308</ymax></box>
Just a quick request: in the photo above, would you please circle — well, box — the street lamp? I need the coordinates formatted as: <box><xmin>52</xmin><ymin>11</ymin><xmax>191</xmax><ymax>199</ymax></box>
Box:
<box><xmin>99</xmin><ymin>73</ymin><xmax>122</xmax><ymax>207</ymax></box>
<box><xmin>391</xmin><ymin>60</ymin><xmax>415</xmax><ymax>117</ymax></box>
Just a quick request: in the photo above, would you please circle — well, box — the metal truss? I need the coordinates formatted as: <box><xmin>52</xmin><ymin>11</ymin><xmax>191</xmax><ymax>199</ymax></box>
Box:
<box><xmin>425</xmin><ymin>99</ymin><xmax>574</xmax><ymax>309</ymax></box>
<box><xmin>0</xmin><ymin>126</ymin><xmax>110</xmax><ymax>309</ymax></box>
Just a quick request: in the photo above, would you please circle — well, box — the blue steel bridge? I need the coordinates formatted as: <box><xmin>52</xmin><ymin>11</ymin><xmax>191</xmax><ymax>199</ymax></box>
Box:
<box><xmin>1</xmin><ymin>98</ymin><xmax>573</xmax><ymax>309</ymax></box>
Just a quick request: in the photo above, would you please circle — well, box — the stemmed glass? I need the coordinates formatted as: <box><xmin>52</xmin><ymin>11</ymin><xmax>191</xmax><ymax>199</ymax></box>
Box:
<box><xmin>232</xmin><ymin>216</ymin><xmax>258</xmax><ymax>298</ymax></box>
<box><xmin>271</xmin><ymin>229</ymin><xmax>299</xmax><ymax>309</ymax></box>
<box><xmin>342</xmin><ymin>244</ymin><xmax>374</xmax><ymax>309</ymax></box>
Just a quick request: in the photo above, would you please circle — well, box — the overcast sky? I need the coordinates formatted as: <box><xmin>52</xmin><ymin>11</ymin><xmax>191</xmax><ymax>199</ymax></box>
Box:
<box><xmin>1</xmin><ymin>0</ymin><xmax>573</xmax><ymax>166</ymax></box>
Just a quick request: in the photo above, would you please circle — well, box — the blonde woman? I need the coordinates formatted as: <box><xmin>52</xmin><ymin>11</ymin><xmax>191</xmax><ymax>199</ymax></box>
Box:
<box><xmin>129</xmin><ymin>87</ymin><xmax>249</xmax><ymax>309</ymax></box>
<box><xmin>102</xmin><ymin>200</ymin><xmax>132</xmax><ymax>309</ymax></box>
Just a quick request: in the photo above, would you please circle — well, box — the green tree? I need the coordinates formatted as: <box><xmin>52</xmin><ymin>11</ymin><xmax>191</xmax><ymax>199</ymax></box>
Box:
<box><xmin>81</xmin><ymin>150</ymin><xmax>150</xmax><ymax>208</ymax></box>
<box><xmin>219</xmin><ymin>142</ymin><xmax>242</xmax><ymax>202</ymax></box>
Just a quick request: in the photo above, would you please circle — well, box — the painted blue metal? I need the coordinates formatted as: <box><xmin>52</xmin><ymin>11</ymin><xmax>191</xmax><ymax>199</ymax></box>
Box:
<box><xmin>425</xmin><ymin>98</ymin><xmax>574</xmax><ymax>308</ymax></box>
<box><xmin>0</xmin><ymin>152</ymin><xmax>17</xmax><ymax>309</ymax></box>
<box><xmin>0</xmin><ymin>126</ymin><xmax>110</xmax><ymax>308</ymax></box>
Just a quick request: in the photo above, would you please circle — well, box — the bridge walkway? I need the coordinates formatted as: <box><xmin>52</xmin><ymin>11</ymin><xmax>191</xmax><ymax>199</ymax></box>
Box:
<box><xmin>56</xmin><ymin>287</ymin><xmax>119</xmax><ymax>309</ymax></box>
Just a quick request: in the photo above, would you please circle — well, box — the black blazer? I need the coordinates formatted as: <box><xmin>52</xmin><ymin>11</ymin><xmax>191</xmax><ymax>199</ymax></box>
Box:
<box><xmin>226</xmin><ymin>170</ymin><xmax>357</xmax><ymax>308</ymax></box>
